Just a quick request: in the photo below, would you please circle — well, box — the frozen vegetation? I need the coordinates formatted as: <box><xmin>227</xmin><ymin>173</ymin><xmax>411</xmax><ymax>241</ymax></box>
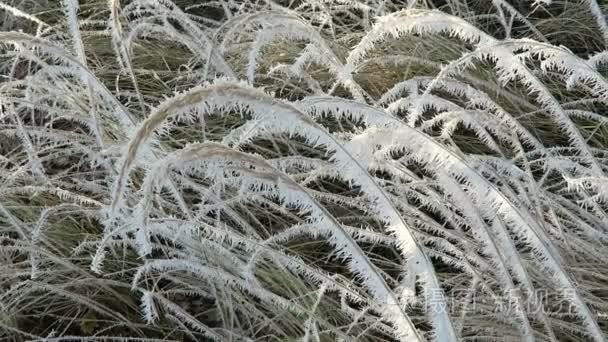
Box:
<box><xmin>0</xmin><ymin>0</ymin><xmax>608</xmax><ymax>340</ymax></box>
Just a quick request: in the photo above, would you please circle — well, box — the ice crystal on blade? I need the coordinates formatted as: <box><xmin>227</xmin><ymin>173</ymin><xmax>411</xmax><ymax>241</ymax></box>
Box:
<box><xmin>1</xmin><ymin>0</ymin><xmax>607</xmax><ymax>341</ymax></box>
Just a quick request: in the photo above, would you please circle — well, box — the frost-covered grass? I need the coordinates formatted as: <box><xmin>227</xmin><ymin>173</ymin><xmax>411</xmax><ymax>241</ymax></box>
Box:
<box><xmin>1</xmin><ymin>0</ymin><xmax>608</xmax><ymax>341</ymax></box>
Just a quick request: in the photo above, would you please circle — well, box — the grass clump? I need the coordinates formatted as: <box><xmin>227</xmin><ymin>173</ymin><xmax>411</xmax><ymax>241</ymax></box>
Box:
<box><xmin>1</xmin><ymin>0</ymin><xmax>608</xmax><ymax>341</ymax></box>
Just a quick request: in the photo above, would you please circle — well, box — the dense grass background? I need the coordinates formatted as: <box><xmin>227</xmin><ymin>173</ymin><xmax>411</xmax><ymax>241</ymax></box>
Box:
<box><xmin>1</xmin><ymin>0</ymin><xmax>608</xmax><ymax>341</ymax></box>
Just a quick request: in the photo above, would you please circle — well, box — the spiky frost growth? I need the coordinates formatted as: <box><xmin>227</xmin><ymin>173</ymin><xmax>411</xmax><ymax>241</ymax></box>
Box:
<box><xmin>1</xmin><ymin>0</ymin><xmax>608</xmax><ymax>341</ymax></box>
